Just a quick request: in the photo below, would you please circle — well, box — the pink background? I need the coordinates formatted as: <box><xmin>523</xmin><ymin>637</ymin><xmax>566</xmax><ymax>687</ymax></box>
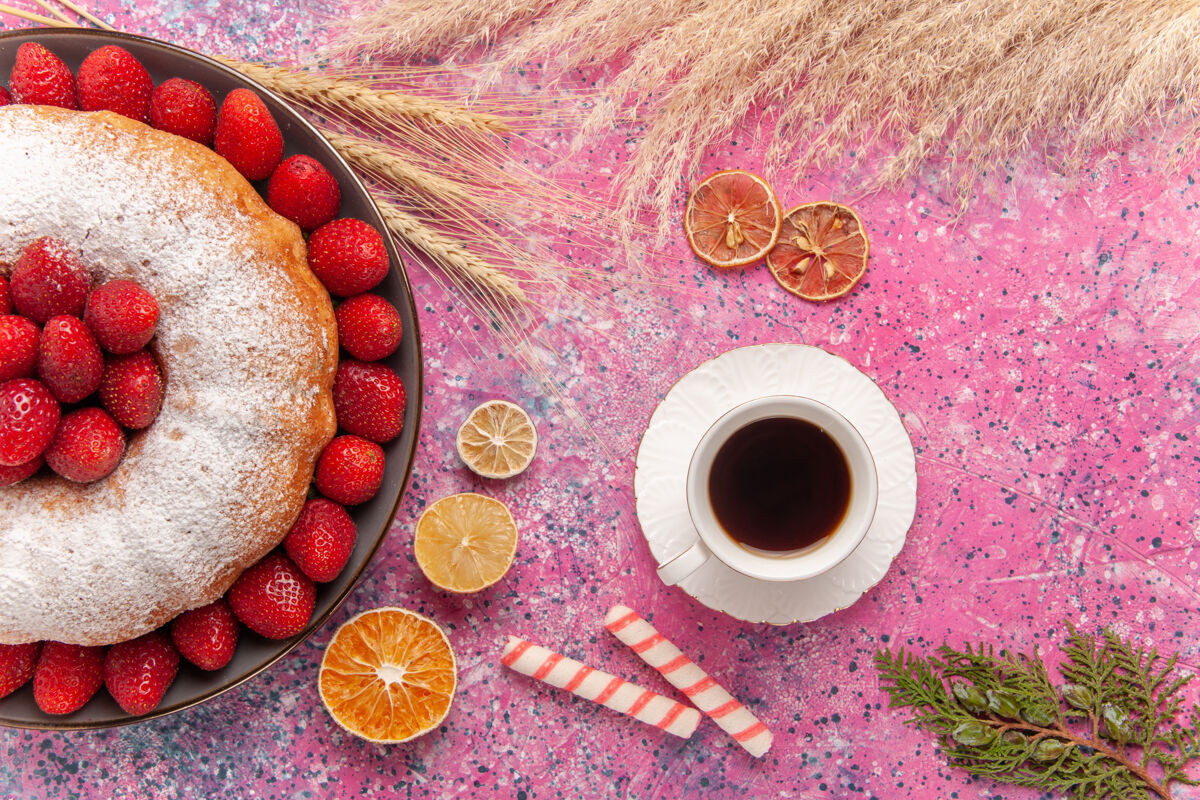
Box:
<box><xmin>4</xmin><ymin>1</ymin><xmax>1200</xmax><ymax>797</ymax></box>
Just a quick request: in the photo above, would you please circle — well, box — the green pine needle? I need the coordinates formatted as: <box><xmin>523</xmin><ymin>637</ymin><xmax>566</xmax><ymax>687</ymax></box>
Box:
<box><xmin>874</xmin><ymin>624</ymin><xmax>1200</xmax><ymax>799</ymax></box>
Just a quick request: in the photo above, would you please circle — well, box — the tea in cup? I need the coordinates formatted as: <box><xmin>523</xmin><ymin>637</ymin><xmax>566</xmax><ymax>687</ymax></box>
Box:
<box><xmin>657</xmin><ymin>395</ymin><xmax>878</xmax><ymax>585</ymax></box>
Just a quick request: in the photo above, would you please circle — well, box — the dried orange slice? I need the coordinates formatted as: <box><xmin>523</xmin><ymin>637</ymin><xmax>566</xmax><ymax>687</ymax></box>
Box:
<box><xmin>318</xmin><ymin>607</ymin><xmax>457</xmax><ymax>743</ymax></box>
<box><xmin>684</xmin><ymin>169</ymin><xmax>782</xmax><ymax>268</ymax></box>
<box><xmin>414</xmin><ymin>493</ymin><xmax>519</xmax><ymax>593</ymax></box>
<box><xmin>766</xmin><ymin>202</ymin><xmax>869</xmax><ymax>301</ymax></box>
<box><xmin>456</xmin><ymin>400</ymin><xmax>538</xmax><ymax>479</ymax></box>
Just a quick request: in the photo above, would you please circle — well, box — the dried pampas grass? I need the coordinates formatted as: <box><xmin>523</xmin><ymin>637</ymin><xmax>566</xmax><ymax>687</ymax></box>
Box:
<box><xmin>337</xmin><ymin>0</ymin><xmax>1200</xmax><ymax>230</ymax></box>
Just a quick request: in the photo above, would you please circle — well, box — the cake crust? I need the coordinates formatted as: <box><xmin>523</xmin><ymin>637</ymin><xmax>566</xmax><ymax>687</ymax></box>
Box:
<box><xmin>0</xmin><ymin>106</ymin><xmax>338</xmax><ymax>645</ymax></box>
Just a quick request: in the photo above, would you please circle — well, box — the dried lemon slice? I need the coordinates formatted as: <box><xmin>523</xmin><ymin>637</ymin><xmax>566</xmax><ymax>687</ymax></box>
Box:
<box><xmin>684</xmin><ymin>169</ymin><xmax>782</xmax><ymax>268</ymax></box>
<box><xmin>455</xmin><ymin>399</ymin><xmax>538</xmax><ymax>479</ymax></box>
<box><xmin>765</xmin><ymin>202</ymin><xmax>869</xmax><ymax>301</ymax></box>
<box><xmin>318</xmin><ymin>607</ymin><xmax>457</xmax><ymax>743</ymax></box>
<box><xmin>414</xmin><ymin>493</ymin><xmax>519</xmax><ymax>593</ymax></box>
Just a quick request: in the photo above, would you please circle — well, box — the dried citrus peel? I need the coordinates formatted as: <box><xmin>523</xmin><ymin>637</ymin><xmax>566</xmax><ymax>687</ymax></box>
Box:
<box><xmin>766</xmin><ymin>202</ymin><xmax>869</xmax><ymax>301</ymax></box>
<box><xmin>318</xmin><ymin>607</ymin><xmax>457</xmax><ymax>744</ymax></box>
<box><xmin>684</xmin><ymin>169</ymin><xmax>782</xmax><ymax>268</ymax></box>
<box><xmin>456</xmin><ymin>400</ymin><xmax>537</xmax><ymax>479</ymax></box>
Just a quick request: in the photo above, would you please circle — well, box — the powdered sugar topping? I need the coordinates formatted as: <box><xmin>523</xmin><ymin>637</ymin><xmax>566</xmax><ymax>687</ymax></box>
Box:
<box><xmin>0</xmin><ymin>107</ymin><xmax>336</xmax><ymax>645</ymax></box>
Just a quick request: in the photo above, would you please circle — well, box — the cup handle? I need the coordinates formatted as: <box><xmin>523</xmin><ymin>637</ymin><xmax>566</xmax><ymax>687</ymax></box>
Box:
<box><xmin>656</xmin><ymin>540</ymin><xmax>713</xmax><ymax>586</ymax></box>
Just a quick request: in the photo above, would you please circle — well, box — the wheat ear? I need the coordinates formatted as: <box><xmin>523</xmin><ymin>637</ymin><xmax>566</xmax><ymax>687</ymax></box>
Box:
<box><xmin>376</xmin><ymin>202</ymin><xmax>528</xmax><ymax>306</ymax></box>
<box><xmin>214</xmin><ymin>57</ymin><xmax>511</xmax><ymax>135</ymax></box>
<box><xmin>321</xmin><ymin>130</ymin><xmax>477</xmax><ymax>209</ymax></box>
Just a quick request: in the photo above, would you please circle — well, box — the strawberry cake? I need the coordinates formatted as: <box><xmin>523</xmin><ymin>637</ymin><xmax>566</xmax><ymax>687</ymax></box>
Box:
<box><xmin>0</xmin><ymin>104</ymin><xmax>338</xmax><ymax>646</ymax></box>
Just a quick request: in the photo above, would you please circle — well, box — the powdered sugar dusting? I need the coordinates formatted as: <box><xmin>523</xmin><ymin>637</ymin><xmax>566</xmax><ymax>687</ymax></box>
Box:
<box><xmin>0</xmin><ymin>107</ymin><xmax>337</xmax><ymax>645</ymax></box>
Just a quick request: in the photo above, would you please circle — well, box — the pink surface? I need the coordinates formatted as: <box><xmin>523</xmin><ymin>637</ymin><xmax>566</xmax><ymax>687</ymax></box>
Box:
<box><xmin>4</xmin><ymin>2</ymin><xmax>1200</xmax><ymax>798</ymax></box>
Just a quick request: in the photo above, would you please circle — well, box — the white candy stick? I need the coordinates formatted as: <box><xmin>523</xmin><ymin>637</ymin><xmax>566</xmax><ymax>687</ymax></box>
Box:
<box><xmin>604</xmin><ymin>605</ymin><xmax>773</xmax><ymax>757</ymax></box>
<box><xmin>499</xmin><ymin>635</ymin><xmax>700</xmax><ymax>739</ymax></box>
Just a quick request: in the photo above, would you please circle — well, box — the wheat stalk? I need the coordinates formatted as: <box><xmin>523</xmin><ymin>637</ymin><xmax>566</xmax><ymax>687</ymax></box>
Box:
<box><xmin>322</xmin><ymin>130</ymin><xmax>477</xmax><ymax>208</ymax></box>
<box><xmin>215</xmin><ymin>57</ymin><xmax>511</xmax><ymax>135</ymax></box>
<box><xmin>0</xmin><ymin>3</ymin><xmax>67</xmax><ymax>26</ymax></box>
<box><xmin>27</xmin><ymin>0</ymin><xmax>73</xmax><ymax>25</ymax></box>
<box><xmin>54</xmin><ymin>0</ymin><xmax>110</xmax><ymax>28</ymax></box>
<box><xmin>325</xmin><ymin>128</ymin><xmax>544</xmax><ymax>278</ymax></box>
<box><xmin>376</xmin><ymin>201</ymin><xmax>529</xmax><ymax>305</ymax></box>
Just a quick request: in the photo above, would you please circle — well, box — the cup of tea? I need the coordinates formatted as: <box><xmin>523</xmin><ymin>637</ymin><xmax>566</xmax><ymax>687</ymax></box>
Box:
<box><xmin>656</xmin><ymin>395</ymin><xmax>878</xmax><ymax>585</ymax></box>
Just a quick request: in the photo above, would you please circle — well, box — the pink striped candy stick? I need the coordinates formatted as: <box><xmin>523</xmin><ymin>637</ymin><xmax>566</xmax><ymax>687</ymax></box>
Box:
<box><xmin>499</xmin><ymin>635</ymin><xmax>701</xmax><ymax>739</ymax></box>
<box><xmin>604</xmin><ymin>605</ymin><xmax>773</xmax><ymax>757</ymax></box>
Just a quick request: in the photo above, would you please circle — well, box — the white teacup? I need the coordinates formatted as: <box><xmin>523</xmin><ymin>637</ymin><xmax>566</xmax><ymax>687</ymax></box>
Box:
<box><xmin>656</xmin><ymin>395</ymin><xmax>878</xmax><ymax>585</ymax></box>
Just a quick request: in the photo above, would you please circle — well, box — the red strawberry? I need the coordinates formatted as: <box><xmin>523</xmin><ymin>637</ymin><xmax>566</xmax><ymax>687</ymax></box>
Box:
<box><xmin>32</xmin><ymin>642</ymin><xmax>104</xmax><ymax>714</ymax></box>
<box><xmin>0</xmin><ymin>454</ymin><xmax>42</xmax><ymax>487</ymax></box>
<box><xmin>9</xmin><ymin>42</ymin><xmax>77</xmax><ymax>109</ymax></box>
<box><xmin>76</xmin><ymin>45</ymin><xmax>153</xmax><ymax>123</ymax></box>
<box><xmin>149</xmin><ymin>77</ymin><xmax>216</xmax><ymax>145</ymax></box>
<box><xmin>0</xmin><ymin>315</ymin><xmax>40</xmax><ymax>382</ymax></box>
<box><xmin>315</xmin><ymin>435</ymin><xmax>385</xmax><ymax>505</ymax></box>
<box><xmin>45</xmin><ymin>407</ymin><xmax>125</xmax><ymax>483</ymax></box>
<box><xmin>83</xmin><ymin>279</ymin><xmax>158</xmax><ymax>354</ymax></box>
<box><xmin>335</xmin><ymin>293</ymin><xmax>402</xmax><ymax>361</ymax></box>
<box><xmin>103</xmin><ymin>632</ymin><xmax>179</xmax><ymax>715</ymax></box>
<box><xmin>0</xmin><ymin>642</ymin><xmax>40</xmax><ymax>699</ymax></box>
<box><xmin>0</xmin><ymin>378</ymin><xmax>60</xmax><ymax>466</ymax></box>
<box><xmin>37</xmin><ymin>316</ymin><xmax>103</xmax><ymax>403</ymax></box>
<box><xmin>214</xmin><ymin>88</ymin><xmax>283</xmax><ymax>182</ymax></box>
<box><xmin>170</xmin><ymin>599</ymin><xmax>238</xmax><ymax>671</ymax></box>
<box><xmin>284</xmin><ymin>498</ymin><xmax>358</xmax><ymax>582</ymax></box>
<box><xmin>266</xmin><ymin>155</ymin><xmax>341</xmax><ymax>231</ymax></box>
<box><xmin>332</xmin><ymin>360</ymin><xmax>406</xmax><ymax>443</ymax></box>
<box><xmin>306</xmin><ymin>218</ymin><xmax>390</xmax><ymax>297</ymax></box>
<box><xmin>0</xmin><ymin>274</ymin><xmax>11</xmax><ymax>313</ymax></box>
<box><xmin>0</xmin><ymin>86</ymin><xmax>10</xmax><ymax>106</ymax></box>
<box><xmin>98</xmin><ymin>351</ymin><xmax>164</xmax><ymax>430</ymax></box>
<box><xmin>227</xmin><ymin>551</ymin><xmax>316</xmax><ymax>639</ymax></box>
<box><xmin>10</xmin><ymin>237</ymin><xmax>89</xmax><ymax>323</ymax></box>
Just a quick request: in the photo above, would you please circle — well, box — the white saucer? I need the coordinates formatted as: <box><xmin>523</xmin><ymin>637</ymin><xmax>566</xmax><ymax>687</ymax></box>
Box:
<box><xmin>634</xmin><ymin>344</ymin><xmax>917</xmax><ymax>624</ymax></box>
